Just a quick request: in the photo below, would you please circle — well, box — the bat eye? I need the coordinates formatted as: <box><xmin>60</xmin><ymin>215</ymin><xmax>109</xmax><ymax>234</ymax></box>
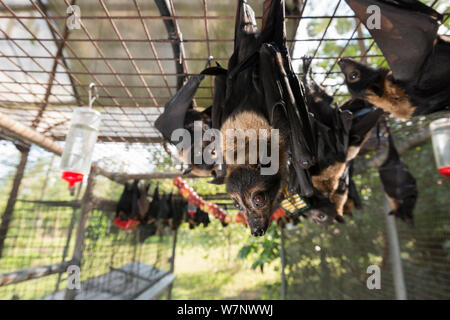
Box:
<box><xmin>233</xmin><ymin>199</ymin><xmax>243</xmax><ymax>210</ymax></box>
<box><xmin>315</xmin><ymin>212</ymin><xmax>327</xmax><ymax>222</ymax></box>
<box><xmin>252</xmin><ymin>192</ymin><xmax>266</xmax><ymax>208</ymax></box>
<box><xmin>348</xmin><ymin>70</ymin><xmax>360</xmax><ymax>83</ymax></box>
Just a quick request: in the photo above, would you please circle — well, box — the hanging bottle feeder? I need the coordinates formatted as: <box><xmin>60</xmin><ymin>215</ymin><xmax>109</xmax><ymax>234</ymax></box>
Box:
<box><xmin>60</xmin><ymin>83</ymin><xmax>101</xmax><ymax>193</ymax></box>
<box><xmin>430</xmin><ymin>117</ymin><xmax>450</xmax><ymax>177</ymax></box>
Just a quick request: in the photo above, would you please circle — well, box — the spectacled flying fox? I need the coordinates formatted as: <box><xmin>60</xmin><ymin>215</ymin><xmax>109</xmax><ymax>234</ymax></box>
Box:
<box><xmin>208</xmin><ymin>0</ymin><xmax>318</xmax><ymax>236</ymax></box>
<box><xmin>378</xmin><ymin>128</ymin><xmax>418</xmax><ymax>226</ymax></box>
<box><xmin>301</xmin><ymin>56</ymin><xmax>383</xmax><ymax>224</ymax></box>
<box><xmin>154</xmin><ymin>58</ymin><xmax>216</xmax><ymax>177</ymax></box>
<box><xmin>339</xmin><ymin>0</ymin><xmax>450</xmax><ymax>120</ymax></box>
<box><xmin>156</xmin><ymin>0</ymin><xmax>317</xmax><ymax>236</ymax></box>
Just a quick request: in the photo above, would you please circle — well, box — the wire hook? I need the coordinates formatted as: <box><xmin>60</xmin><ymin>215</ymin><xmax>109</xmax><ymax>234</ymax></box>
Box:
<box><xmin>88</xmin><ymin>83</ymin><xmax>98</xmax><ymax>109</ymax></box>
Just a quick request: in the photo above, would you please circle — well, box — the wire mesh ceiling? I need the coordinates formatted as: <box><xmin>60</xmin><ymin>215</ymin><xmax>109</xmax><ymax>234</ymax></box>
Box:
<box><xmin>0</xmin><ymin>0</ymin><xmax>448</xmax><ymax>174</ymax></box>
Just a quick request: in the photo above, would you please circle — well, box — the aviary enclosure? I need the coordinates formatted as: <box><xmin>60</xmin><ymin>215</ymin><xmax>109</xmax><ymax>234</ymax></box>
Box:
<box><xmin>0</xmin><ymin>0</ymin><xmax>449</xmax><ymax>300</ymax></box>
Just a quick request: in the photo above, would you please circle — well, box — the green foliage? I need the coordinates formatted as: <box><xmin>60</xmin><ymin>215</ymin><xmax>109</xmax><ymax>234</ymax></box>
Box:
<box><xmin>237</xmin><ymin>224</ymin><xmax>280</xmax><ymax>272</ymax></box>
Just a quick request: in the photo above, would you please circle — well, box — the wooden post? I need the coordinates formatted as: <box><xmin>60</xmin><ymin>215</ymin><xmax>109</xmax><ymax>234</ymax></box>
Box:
<box><xmin>64</xmin><ymin>167</ymin><xmax>97</xmax><ymax>300</ymax></box>
<box><xmin>383</xmin><ymin>193</ymin><xmax>407</xmax><ymax>300</ymax></box>
<box><xmin>280</xmin><ymin>227</ymin><xmax>287</xmax><ymax>300</ymax></box>
<box><xmin>166</xmin><ymin>229</ymin><xmax>178</xmax><ymax>300</ymax></box>
<box><xmin>0</xmin><ymin>262</ymin><xmax>71</xmax><ymax>286</ymax></box>
<box><xmin>0</xmin><ymin>145</ymin><xmax>30</xmax><ymax>258</ymax></box>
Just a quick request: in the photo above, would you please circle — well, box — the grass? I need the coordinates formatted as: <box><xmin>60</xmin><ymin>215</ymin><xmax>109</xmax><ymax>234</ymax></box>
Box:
<box><xmin>171</xmin><ymin>244</ymin><xmax>281</xmax><ymax>300</ymax></box>
<box><xmin>0</xmin><ymin>208</ymin><xmax>282</xmax><ymax>300</ymax></box>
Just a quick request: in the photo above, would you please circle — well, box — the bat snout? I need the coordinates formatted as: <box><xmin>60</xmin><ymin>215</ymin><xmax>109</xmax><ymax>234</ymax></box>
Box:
<box><xmin>338</xmin><ymin>57</ymin><xmax>351</xmax><ymax>67</ymax></box>
<box><xmin>251</xmin><ymin>227</ymin><xmax>266</xmax><ymax>237</ymax></box>
<box><xmin>247</xmin><ymin>216</ymin><xmax>268</xmax><ymax>237</ymax></box>
<box><xmin>337</xmin><ymin>58</ymin><xmax>357</xmax><ymax>74</ymax></box>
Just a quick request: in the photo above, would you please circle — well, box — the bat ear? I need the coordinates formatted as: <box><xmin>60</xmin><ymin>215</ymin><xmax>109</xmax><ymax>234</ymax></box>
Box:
<box><xmin>208</xmin><ymin>164</ymin><xmax>227</xmax><ymax>185</ymax></box>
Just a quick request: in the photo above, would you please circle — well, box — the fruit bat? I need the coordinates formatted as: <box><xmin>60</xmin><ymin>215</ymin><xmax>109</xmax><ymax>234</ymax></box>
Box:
<box><xmin>301</xmin><ymin>56</ymin><xmax>382</xmax><ymax>223</ymax></box>
<box><xmin>340</xmin><ymin>98</ymin><xmax>385</xmax><ymax>162</ymax></box>
<box><xmin>213</xmin><ymin>0</ymin><xmax>318</xmax><ymax>237</ymax></box>
<box><xmin>136</xmin><ymin>183</ymin><xmax>150</xmax><ymax>221</ymax></box>
<box><xmin>188</xmin><ymin>208</ymin><xmax>211</xmax><ymax>229</ymax></box>
<box><xmin>157</xmin><ymin>193</ymin><xmax>171</xmax><ymax>227</ymax></box>
<box><xmin>169</xmin><ymin>197</ymin><xmax>187</xmax><ymax>230</ymax></box>
<box><xmin>378</xmin><ymin>130</ymin><xmax>418</xmax><ymax>225</ymax></box>
<box><xmin>116</xmin><ymin>180</ymin><xmax>140</xmax><ymax>221</ymax></box>
<box><xmin>154</xmin><ymin>58</ymin><xmax>215</xmax><ymax>177</ymax></box>
<box><xmin>339</xmin><ymin>0</ymin><xmax>450</xmax><ymax>120</ymax></box>
<box><xmin>156</xmin><ymin>0</ymin><xmax>317</xmax><ymax>236</ymax></box>
<box><xmin>302</xmin><ymin>56</ymin><xmax>352</xmax><ymax>195</ymax></box>
<box><xmin>144</xmin><ymin>186</ymin><xmax>160</xmax><ymax>224</ymax></box>
<box><xmin>336</xmin><ymin>161</ymin><xmax>362</xmax><ymax>217</ymax></box>
<box><xmin>345</xmin><ymin>161</ymin><xmax>362</xmax><ymax>215</ymax></box>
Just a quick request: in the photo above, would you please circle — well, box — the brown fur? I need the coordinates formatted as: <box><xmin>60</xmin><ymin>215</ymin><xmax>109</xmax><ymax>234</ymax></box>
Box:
<box><xmin>331</xmin><ymin>189</ymin><xmax>348</xmax><ymax>217</ymax></box>
<box><xmin>229</xmin><ymin>184</ymin><xmax>271</xmax><ymax>220</ymax></box>
<box><xmin>343</xmin><ymin>198</ymin><xmax>355</xmax><ymax>215</ymax></box>
<box><xmin>366</xmin><ymin>74</ymin><xmax>415</xmax><ymax>120</ymax></box>
<box><xmin>385</xmin><ymin>193</ymin><xmax>399</xmax><ymax>212</ymax></box>
<box><xmin>221</xmin><ymin>110</ymin><xmax>287</xmax><ymax>177</ymax></box>
<box><xmin>311</xmin><ymin>161</ymin><xmax>347</xmax><ymax>198</ymax></box>
<box><xmin>222</xmin><ymin>110</ymin><xmax>288</xmax><ymax>227</ymax></box>
<box><xmin>346</xmin><ymin>125</ymin><xmax>376</xmax><ymax>162</ymax></box>
<box><xmin>221</xmin><ymin>111</ymin><xmax>274</xmax><ymax>164</ymax></box>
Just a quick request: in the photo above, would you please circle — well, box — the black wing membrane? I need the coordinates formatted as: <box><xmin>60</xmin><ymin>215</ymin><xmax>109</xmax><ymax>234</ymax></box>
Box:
<box><xmin>154</xmin><ymin>74</ymin><xmax>206</xmax><ymax>144</ymax></box>
<box><xmin>257</xmin><ymin>0</ymin><xmax>316</xmax><ymax>196</ymax></box>
<box><xmin>259</xmin><ymin>44</ymin><xmax>315</xmax><ymax>196</ymax></box>
<box><xmin>301</xmin><ymin>57</ymin><xmax>353</xmax><ymax>170</ymax></box>
<box><xmin>116</xmin><ymin>182</ymin><xmax>132</xmax><ymax>221</ymax></box>
<box><xmin>378</xmin><ymin>131</ymin><xmax>418</xmax><ymax>225</ymax></box>
<box><xmin>209</xmin><ymin>0</ymin><xmax>317</xmax><ymax>196</ymax></box>
<box><xmin>344</xmin><ymin>0</ymin><xmax>442</xmax><ymax>82</ymax></box>
<box><xmin>340</xmin><ymin>99</ymin><xmax>384</xmax><ymax>154</ymax></box>
<box><xmin>347</xmin><ymin>162</ymin><xmax>362</xmax><ymax>209</ymax></box>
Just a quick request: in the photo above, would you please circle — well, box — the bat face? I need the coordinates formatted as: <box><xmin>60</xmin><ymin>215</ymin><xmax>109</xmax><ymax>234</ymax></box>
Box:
<box><xmin>302</xmin><ymin>194</ymin><xmax>337</xmax><ymax>226</ymax></box>
<box><xmin>338</xmin><ymin>58</ymin><xmax>386</xmax><ymax>99</ymax></box>
<box><xmin>227</xmin><ymin>165</ymin><xmax>285</xmax><ymax>236</ymax></box>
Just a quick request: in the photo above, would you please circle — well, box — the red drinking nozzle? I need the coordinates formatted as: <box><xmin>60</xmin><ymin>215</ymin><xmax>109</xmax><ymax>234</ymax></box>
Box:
<box><xmin>61</xmin><ymin>171</ymin><xmax>84</xmax><ymax>188</ymax></box>
<box><xmin>438</xmin><ymin>166</ymin><xmax>450</xmax><ymax>177</ymax></box>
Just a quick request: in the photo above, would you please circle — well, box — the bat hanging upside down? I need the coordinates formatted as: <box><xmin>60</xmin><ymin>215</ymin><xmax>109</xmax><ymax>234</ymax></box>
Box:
<box><xmin>157</xmin><ymin>0</ymin><xmax>317</xmax><ymax>236</ymax></box>
<box><xmin>378</xmin><ymin>128</ymin><xmax>418</xmax><ymax>225</ymax></box>
<box><xmin>338</xmin><ymin>0</ymin><xmax>450</xmax><ymax>120</ymax></box>
<box><xmin>301</xmin><ymin>56</ymin><xmax>382</xmax><ymax>223</ymax></box>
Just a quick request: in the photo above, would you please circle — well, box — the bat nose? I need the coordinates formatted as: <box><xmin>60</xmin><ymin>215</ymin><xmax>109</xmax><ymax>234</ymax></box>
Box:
<box><xmin>248</xmin><ymin>217</ymin><xmax>267</xmax><ymax>237</ymax></box>
<box><xmin>338</xmin><ymin>58</ymin><xmax>352</xmax><ymax>69</ymax></box>
<box><xmin>251</xmin><ymin>227</ymin><xmax>266</xmax><ymax>237</ymax></box>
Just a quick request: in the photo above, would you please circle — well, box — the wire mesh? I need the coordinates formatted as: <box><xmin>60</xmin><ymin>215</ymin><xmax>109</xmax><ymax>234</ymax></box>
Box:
<box><xmin>0</xmin><ymin>0</ymin><xmax>449</xmax><ymax>174</ymax></box>
<box><xmin>284</xmin><ymin>139</ymin><xmax>450</xmax><ymax>300</ymax></box>
<box><xmin>0</xmin><ymin>201</ymin><xmax>175</xmax><ymax>300</ymax></box>
<box><xmin>0</xmin><ymin>201</ymin><xmax>79</xmax><ymax>299</ymax></box>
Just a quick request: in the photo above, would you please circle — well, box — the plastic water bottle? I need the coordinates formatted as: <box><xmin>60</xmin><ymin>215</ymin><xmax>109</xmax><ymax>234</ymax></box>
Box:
<box><xmin>430</xmin><ymin>118</ymin><xmax>450</xmax><ymax>177</ymax></box>
<box><xmin>60</xmin><ymin>108</ymin><xmax>101</xmax><ymax>190</ymax></box>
